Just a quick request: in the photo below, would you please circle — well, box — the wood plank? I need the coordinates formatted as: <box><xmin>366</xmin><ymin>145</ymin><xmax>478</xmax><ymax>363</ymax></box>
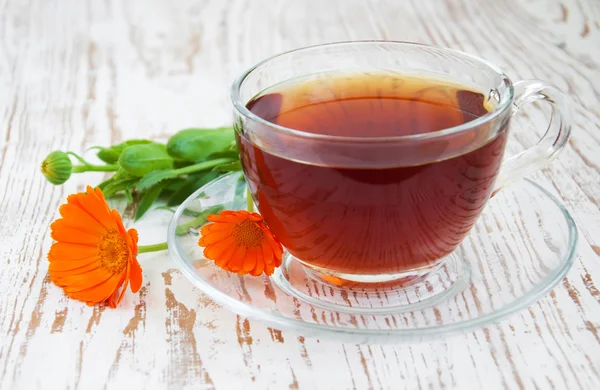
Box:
<box><xmin>1</xmin><ymin>0</ymin><xmax>599</xmax><ymax>389</ymax></box>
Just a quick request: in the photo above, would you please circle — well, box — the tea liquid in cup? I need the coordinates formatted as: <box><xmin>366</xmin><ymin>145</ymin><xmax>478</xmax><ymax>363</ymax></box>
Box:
<box><xmin>238</xmin><ymin>73</ymin><xmax>507</xmax><ymax>277</ymax></box>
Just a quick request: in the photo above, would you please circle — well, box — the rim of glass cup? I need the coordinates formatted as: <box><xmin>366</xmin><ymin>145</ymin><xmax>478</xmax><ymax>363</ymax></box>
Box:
<box><xmin>167</xmin><ymin>177</ymin><xmax>578</xmax><ymax>341</ymax></box>
<box><xmin>230</xmin><ymin>40</ymin><xmax>514</xmax><ymax>143</ymax></box>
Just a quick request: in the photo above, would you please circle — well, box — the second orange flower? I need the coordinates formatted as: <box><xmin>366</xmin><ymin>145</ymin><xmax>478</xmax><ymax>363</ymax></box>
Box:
<box><xmin>199</xmin><ymin>210</ymin><xmax>283</xmax><ymax>276</ymax></box>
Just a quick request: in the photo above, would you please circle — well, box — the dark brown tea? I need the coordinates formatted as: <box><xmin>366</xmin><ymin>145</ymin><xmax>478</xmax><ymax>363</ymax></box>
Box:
<box><xmin>238</xmin><ymin>73</ymin><xmax>508</xmax><ymax>275</ymax></box>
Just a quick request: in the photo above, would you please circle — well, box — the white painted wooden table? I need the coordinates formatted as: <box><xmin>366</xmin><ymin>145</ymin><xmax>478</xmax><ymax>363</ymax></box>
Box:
<box><xmin>1</xmin><ymin>0</ymin><xmax>599</xmax><ymax>389</ymax></box>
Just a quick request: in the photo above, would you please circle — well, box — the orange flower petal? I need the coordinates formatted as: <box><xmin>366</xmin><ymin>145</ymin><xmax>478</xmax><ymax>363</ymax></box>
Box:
<box><xmin>109</xmin><ymin>283</ymin><xmax>125</xmax><ymax>308</ymax></box>
<box><xmin>94</xmin><ymin>186</ymin><xmax>108</xmax><ymax>203</ymax></box>
<box><xmin>50</xmin><ymin>222</ymin><xmax>103</xmax><ymax>246</ymax></box>
<box><xmin>242</xmin><ymin>248</ymin><xmax>258</xmax><ymax>273</ymax></box>
<box><xmin>213</xmin><ymin>244</ymin><xmax>237</xmax><ymax>268</ymax></box>
<box><xmin>268</xmin><ymin>240</ymin><xmax>284</xmax><ymax>264</ymax></box>
<box><xmin>61</xmin><ymin>270</ymin><xmax>119</xmax><ymax>292</ymax></box>
<box><xmin>206</xmin><ymin>213</ymin><xmax>243</xmax><ymax>223</ymax></box>
<box><xmin>221</xmin><ymin>210</ymin><xmax>246</xmax><ymax>216</ymax></box>
<box><xmin>112</xmin><ymin>210</ymin><xmax>128</xmax><ymax>233</ymax></box>
<box><xmin>48</xmin><ymin>242</ymin><xmax>99</xmax><ymax>261</ymax></box>
<box><xmin>201</xmin><ymin>222</ymin><xmax>235</xmax><ymax>234</ymax></box>
<box><xmin>199</xmin><ymin>226</ymin><xmax>234</xmax><ymax>246</ymax></box>
<box><xmin>227</xmin><ymin>246</ymin><xmax>247</xmax><ymax>272</ymax></box>
<box><xmin>48</xmin><ymin>257</ymin><xmax>99</xmax><ymax>272</ymax></box>
<box><xmin>228</xmin><ymin>210</ymin><xmax>262</xmax><ymax>221</ymax></box>
<box><xmin>250</xmin><ymin>255</ymin><xmax>265</xmax><ymax>276</ymax></box>
<box><xmin>58</xmin><ymin>203</ymin><xmax>105</xmax><ymax>234</ymax></box>
<box><xmin>113</xmin><ymin>262</ymin><xmax>130</xmax><ymax>306</ymax></box>
<box><xmin>49</xmin><ymin>261</ymin><xmax>102</xmax><ymax>276</ymax></box>
<box><xmin>204</xmin><ymin>238</ymin><xmax>234</xmax><ymax>260</ymax></box>
<box><xmin>246</xmin><ymin>212</ymin><xmax>264</xmax><ymax>222</ymax></box>
<box><xmin>67</xmin><ymin>187</ymin><xmax>117</xmax><ymax>231</ymax></box>
<box><xmin>201</xmin><ymin>228</ymin><xmax>235</xmax><ymax>245</ymax></box>
<box><xmin>129</xmin><ymin>256</ymin><xmax>142</xmax><ymax>293</ymax></box>
<box><xmin>127</xmin><ymin>229</ymin><xmax>139</xmax><ymax>257</ymax></box>
<box><xmin>260</xmin><ymin>227</ymin><xmax>284</xmax><ymax>261</ymax></box>
<box><xmin>264</xmin><ymin>263</ymin><xmax>275</xmax><ymax>276</ymax></box>
<box><xmin>68</xmin><ymin>273</ymin><xmax>123</xmax><ymax>304</ymax></box>
<box><xmin>261</xmin><ymin>241</ymin><xmax>274</xmax><ymax>267</ymax></box>
<box><xmin>51</xmin><ymin>270</ymin><xmax>113</xmax><ymax>289</ymax></box>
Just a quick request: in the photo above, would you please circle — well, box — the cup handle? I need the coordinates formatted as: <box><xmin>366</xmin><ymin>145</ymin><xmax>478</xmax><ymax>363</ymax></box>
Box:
<box><xmin>493</xmin><ymin>80</ymin><xmax>573</xmax><ymax>195</ymax></box>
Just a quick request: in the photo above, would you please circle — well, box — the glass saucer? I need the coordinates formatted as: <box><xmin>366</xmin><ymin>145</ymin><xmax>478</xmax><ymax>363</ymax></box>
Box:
<box><xmin>167</xmin><ymin>172</ymin><xmax>577</xmax><ymax>342</ymax></box>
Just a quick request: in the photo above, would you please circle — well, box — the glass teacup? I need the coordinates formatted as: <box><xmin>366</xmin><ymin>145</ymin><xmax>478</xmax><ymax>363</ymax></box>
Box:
<box><xmin>231</xmin><ymin>41</ymin><xmax>571</xmax><ymax>287</ymax></box>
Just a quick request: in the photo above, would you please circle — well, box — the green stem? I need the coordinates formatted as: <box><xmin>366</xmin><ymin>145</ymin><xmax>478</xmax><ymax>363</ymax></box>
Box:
<box><xmin>133</xmin><ymin>162</ymin><xmax>235</xmax><ymax>255</ymax></box>
<box><xmin>176</xmin><ymin>205</ymin><xmax>224</xmax><ymax>235</ymax></box>
<box><xmin>136</xmin><ymin>202</ymin><xmax>228</xmax><ymax>254</ymax></box>
<box><xmin>172</xmin><ymin>157</ymin><xmax>234</xmax><ymax>176</ymax></box>
<box><xmin>137</xmin><ymin>204</ymin><xmax>223</xmax><ymax>254</ymax></box>
<box><xmin>138</xmin><ymin>242</ymin><xmax>168</xmax><ymax>253</ymax></box>
<box><xmin>246</xmin><ymin>188</ymin><xmax>254</xmax><ymax>212</ymax></box>
<box><xmin>72</xmin><ymin>164</ymin><xmax>119</xmax><ymax>173</ymax></box>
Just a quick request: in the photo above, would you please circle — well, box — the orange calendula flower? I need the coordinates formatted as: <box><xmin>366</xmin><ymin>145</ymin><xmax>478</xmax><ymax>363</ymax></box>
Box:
<box><xmin>199</xmin><ymin>210</ymin><xmax>283</xmax><ymax>276</ymax></box>
<box><xmin>48</xmin><ymin>186</ymin><xmax>142</xmax><ymax>308</ymax></box>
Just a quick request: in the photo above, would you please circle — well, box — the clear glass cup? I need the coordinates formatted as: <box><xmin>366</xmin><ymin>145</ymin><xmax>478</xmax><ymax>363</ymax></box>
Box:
<box><xmin>231</xmin><ymin>41</ymin><xmax>572</xmax><ymax>287</ymax></box>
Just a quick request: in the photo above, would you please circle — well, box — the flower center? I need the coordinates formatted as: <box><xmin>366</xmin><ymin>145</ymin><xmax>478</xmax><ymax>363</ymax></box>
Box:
<box><xmin>232</xmin><ymin>219</ymin><xmax>265</xmax><ymax>248</ymax></box>
<box><xmin>98</xmin><ymin>230</ymin><xmax>129</xmax><ymax>274</ymax></box>
<box><xmin>41</xmin><ymin>161</ymin><xmax>50</xmax><ymax>174</ymax></box>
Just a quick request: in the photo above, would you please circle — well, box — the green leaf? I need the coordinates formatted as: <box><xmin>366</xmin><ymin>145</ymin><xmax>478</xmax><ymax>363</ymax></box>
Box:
<box><xmin>97</xmin><ymin>169</ymin><xmax>139</xmax><ymax>196</ymax></box>
<box><xmin>97</xmin><ymin>176</ymin><xmax>116</xmax><ymax>191</ymax></box>
<box><xmin>166</xmin><ymin>127</ymin><xmax>235</xmax><ymax>162</ymax></box>
<box><xmin>214</xmin><ymin>160</ymin><xmax>242</xmax><ymax>172</ymax></box>
<box><xmin>136</xmin><ymin>157</ymin><xmax>233</xmax><ymax>191</ymax></box>
<box><xmin>173</xmin><ymin>159</ymin><xmax>196</xmax><ymax>169</ymax></box>
<box><xmin>176</xmin><ymin>205</ymin><xmax>224</xmax><ymax>235</ymax></box>
<box><xmin>166</xmin><ymin>171</ymin><xmax>220</xmax><ymax>207</ymax></box>
<box><xmin>95</xmin><ymin>140</ymin><xmax>154</xmax><ymax>164</ymax></box>
<box><xmin>135</xmin><ymin>181</ymin><xmax>169</xmax><ymax>221</ymax></box>
<box><xmin>136</xmin><ymin>169</ymin><xmax>176</xmax><ymax>191</ymax></box>
<box><xmin>118</xmin><ymin>143</ymin><xmax>174</xmax><ymax>177</ymax></box>
<box><xmin>124</xmin><ymin>188</ymin><xmax>134</xmax><ymax>204</ymax></box>
<box><xmin>113</xmin><ymin>168</ymin><xmax>137</xmax><ymax>181</ymax></box>
<box><xmin>207</xmin><ymin>149</ymin><xmax>239</xmax><ymax>160</ymax></box>
<box><xmin>162</xmin><ymin>177</ymin><xmax>187</xmax><ymax>192</ymax></box>
<box><xmin>101</xmin><ymin>178</ymin><xmax>139</xmax><ymax>198</ymax></box>
<box><xmin>125</xmin><ymin>180</ymin><xmax>137</xmax><ymax>204</ymax></box>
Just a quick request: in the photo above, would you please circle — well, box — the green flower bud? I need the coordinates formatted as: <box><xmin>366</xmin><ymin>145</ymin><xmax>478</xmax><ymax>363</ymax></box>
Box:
<box><xmin>41</xmin><ymin>151</ymin><xmax>73</xmax><ymax>185</ymax></box>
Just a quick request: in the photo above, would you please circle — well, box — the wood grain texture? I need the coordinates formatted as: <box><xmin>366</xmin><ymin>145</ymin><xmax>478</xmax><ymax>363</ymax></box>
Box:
<box><xmin>1</xmin><ymin>0</ymin><xmax>599</xmax><ymax>389</ymax></box>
